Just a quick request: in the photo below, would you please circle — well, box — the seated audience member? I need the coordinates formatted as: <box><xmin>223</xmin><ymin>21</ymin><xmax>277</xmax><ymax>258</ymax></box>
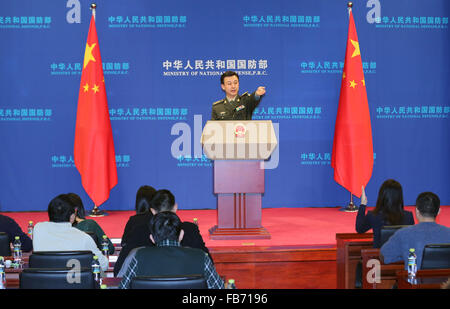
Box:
<box><xmin>356</xmin><ymin>179</ymin><xmax>415</xmax><ymax>248</ymax></box>
<box><xmin>381</xmin><ymin>192</ymin><xmax>450</xmax><ymax>269</ymax></box>
<box><xmin>32</xmin><ymin>194</ymin><xmax>108</xmax><ymax>271</ymax></box>
<box><xmin>0</xmin><ymin>214</ymin><xmax>33</xmax><ymax>252</ymax></box>
<box><xmin>149</xmin><ymin>189</ymin><xmax>211</xmax><ymax>258</ymax></box>
<box><xmin>120</xmin><ymin>185</ymin><xmax>157</xmax><ymax>248</ymax></box>
<box><xmin>114</xmin><ymin>188</ymin><xmax>212</xmax><ymax>276</ymax></box>
<box><xmin>67</xmin><ymin>193</ymin><xmax>115</xmax><ymax>255</ymax></box>
<box><xmin>113</xmin><ymin>185</ymin><xmax>157</xmax><ymax>276</ymax></box>
<box><xmin>119</xmin><ymin>211</ymin><xmax>224</xmax><ymax>289</ymax></box>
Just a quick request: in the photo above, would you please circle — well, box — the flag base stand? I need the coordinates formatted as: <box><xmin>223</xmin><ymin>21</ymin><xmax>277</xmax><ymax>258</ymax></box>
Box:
<box><xmin>339</xmin><ymin>202</ymin><xmax>359</xmax><ymax>212</ymax></box>
<box><xmin>339</xmin><ymin>193</ymin><xmax>359</xmax><ymax>212</ymax></box>
<box><xmin>88</xmin><ymin>205</ymin><xmax>108</xmax><ymax>217</ymax></box>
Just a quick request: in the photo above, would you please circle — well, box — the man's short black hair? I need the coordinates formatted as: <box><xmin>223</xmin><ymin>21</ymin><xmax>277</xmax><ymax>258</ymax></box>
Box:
<box><xmin>150</xmin><ymin>189</ymin><xmax>175</xmax><ymax>212</ymax></box>
<box><xmin>416</xmin><ymin>192</ymin><xmax>440</xmax><ymax>218</ymax></box>
<box><xmin>149</xmin><ymin>211</ymin><xmax>182</xmax><ymax>243</ymax></box>
<box><xmin>220</xmin><ymin>71</ymin><xmax>239</xmax><ymax>84</ymax></box>
<box><xmin>48</xmin><ymin>194</ymin><xmax>75</xmax><ymax>223</ymax></box>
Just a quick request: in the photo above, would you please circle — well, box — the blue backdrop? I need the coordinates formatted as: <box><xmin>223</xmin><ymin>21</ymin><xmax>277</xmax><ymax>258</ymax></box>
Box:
<box><xmin>0</xmin><ymin>0</ymin><xmax>449</xmax><ymax>212</ymax></box>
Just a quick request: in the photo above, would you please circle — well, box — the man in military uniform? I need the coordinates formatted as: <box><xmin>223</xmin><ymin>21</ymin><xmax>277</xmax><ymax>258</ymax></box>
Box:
<box><xmin>211</xmin><ymin>71</ymin><xmax>266</xmax><ymax>120</ymax></box>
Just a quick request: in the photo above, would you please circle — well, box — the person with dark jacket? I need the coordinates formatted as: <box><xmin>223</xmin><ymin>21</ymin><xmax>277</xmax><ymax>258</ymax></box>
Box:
<box><xmin>114</xmin><ymin>188</ymin><xmax>212</xmax><ymax>277</ymax></box>
<box><xmin>354</xmin><ymin>179</ymin><xmax>415</xmax><ymax>288</ymax></box>
<box><xmin>0</xmin><ymin>214</ymin><xmax>33</xmax><ymax>252</ymax></box>
<box><xmin>119</xmin><ymin>185</ymin><xmax>157</xmax><ymax>249</ymax></box>
<box><xmin>119</xmin><ymin>211</ymin><xmax>223</xmax><ymax>289</ymax></box>
<box><xmin>356</xmin><ymin>179</ymin><xmax>415</xmax><ymax>248</ymax></box>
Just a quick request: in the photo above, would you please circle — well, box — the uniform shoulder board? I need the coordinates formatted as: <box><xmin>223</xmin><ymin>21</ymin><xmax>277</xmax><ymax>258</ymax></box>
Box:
<box><xmin>213</xmin><ymin>99</ymin><xmax>224</xmax><ymax>106</ymax></box>
<box><xmin>241</xmin><ymin>91</ymin><xmax>250</xmax><ymax>97</ymax></box>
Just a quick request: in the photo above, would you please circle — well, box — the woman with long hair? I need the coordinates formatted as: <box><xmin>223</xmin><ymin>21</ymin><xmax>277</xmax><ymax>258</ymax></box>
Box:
<box><xmin>356</xmin><ymin>179</ymin><xmax>415</xmax><ymax>248</ymax></box>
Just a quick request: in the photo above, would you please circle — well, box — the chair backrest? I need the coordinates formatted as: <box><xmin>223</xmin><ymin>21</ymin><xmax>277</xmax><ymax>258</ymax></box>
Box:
<box><xmin>29</xmin><ymin>251</ymin><xmax>94</xmax><ymax>268</ymax></box>
<box><xmin>130</xmin><ymin>275</ymin><xmax>207</xmax><ymax>289</ymax></box>
<box><xmin>0</xmin><ymin>232</ymin><xmax>11</xmax><ymax>256</ymax></box>
<box><xmin>19</xmin><ymin>267</ymin><xmax>96</xmax><ymax>289</ymax></box>
<box><xmin>380</xmin><ymin>225</ymin><xmax>409</xmax><ymax>247</ymax></box>
<box><xmin>421</xmin><ymin>244</ymin><xmax>450</xmax><ymax>269</ymax></box>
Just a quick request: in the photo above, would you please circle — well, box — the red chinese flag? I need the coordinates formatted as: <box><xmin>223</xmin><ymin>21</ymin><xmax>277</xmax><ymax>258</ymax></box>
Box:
<box><xmin>331</xmin><ymin>10</ymin><xmax>373</xmax><ymax>198</ymax></box>
<box><xmin>74</xmin><ymin>15</ymin><xmax>117</xmax><ymax>206</ymax></box>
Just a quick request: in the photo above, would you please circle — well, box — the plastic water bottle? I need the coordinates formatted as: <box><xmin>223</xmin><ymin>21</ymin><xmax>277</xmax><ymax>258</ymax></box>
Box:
<box><xmin>101</xmin><ymin>235</ymin><xmax>109</xmax><ymax>257</ymax></box>
<box><xmin>13</xmin><ymin>236</ymin><xmax>22</xmax><ymax>269</ymax></box>
<box><xmin>27</xmin><ymin>221</ymin><xmax>34</xmax><ymax>239</ymax></box>
<box><xmin>92</xmin><ymin>255</ymin><xmax>102</xmax><ymax>284</ymax></box>
<box><xmin>0</xmin><ymin>256</ymin><xmax>6</xmax><ymax>289</ymax></box>
<box><xmin>407</xmin><ymin>248</ymin><xmax>417</xmax><ymax>281</ymax></box>
<box><xmin>227</xmin><ymin>279</ymin><xmax>236</xmax><ymax>289</ymax></box>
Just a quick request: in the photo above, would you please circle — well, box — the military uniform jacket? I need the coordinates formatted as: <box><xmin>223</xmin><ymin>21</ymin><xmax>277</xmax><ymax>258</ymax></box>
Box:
<box><xmin>211</xmin><ymin>91</ymin><xmax>262</xmax><ymax>120</ymax></box>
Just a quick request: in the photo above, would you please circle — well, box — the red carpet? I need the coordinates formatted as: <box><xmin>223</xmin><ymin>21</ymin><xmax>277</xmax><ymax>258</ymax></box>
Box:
<box><xmin>2</xmin><ymin>206</ymin><xmax>450</xmax><ymax>248</ymax></box>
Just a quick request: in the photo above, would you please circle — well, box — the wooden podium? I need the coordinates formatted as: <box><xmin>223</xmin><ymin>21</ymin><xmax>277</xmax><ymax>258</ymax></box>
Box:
<box><xmin>201</xmin><ymin>120</ymin><xmax>278</xmax><ymax>240</ymax></box>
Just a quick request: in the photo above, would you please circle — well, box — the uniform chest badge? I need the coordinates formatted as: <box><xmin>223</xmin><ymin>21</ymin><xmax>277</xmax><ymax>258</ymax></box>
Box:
<box><xmin>235</xmin><ymin>105</ymin><xmax>245</xmax><ymax>112</ymax></box>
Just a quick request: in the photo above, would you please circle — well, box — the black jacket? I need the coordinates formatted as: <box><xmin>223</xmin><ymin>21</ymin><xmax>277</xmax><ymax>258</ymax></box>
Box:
<box><xmin>0</xmin><ymin>214</ymin><xmax>33</xmax><ymax>252</ymax></box>
<box><xmin>114</xmin><ymin>212</ymin><xmax>212</xmax><ymax>276</ymax></box>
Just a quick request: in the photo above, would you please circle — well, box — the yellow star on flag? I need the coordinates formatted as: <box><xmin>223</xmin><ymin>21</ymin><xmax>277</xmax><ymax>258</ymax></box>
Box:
<box><xmin>349</xmin><ymin>80</ymin><xmax>357</xmax><ymax>88</ymax></box>
<box><xmin>83</xmin><ymin>43</ymin><xmax>96</xmax><ymax>69</ymax></box>
<box><xmin>361</xmin><ymin>79</ymin><xmax>366</xmax><ymax>86</ymax></box>
<box><xmin>92</xmin><ymin>84</ymin><xmax>100</xmax><ymax>93</ymax></box>
<box><xmin>343</xmin><ymin>72</ymin><xmax>346</xmax><ymax>79</ymax></box>
<box><xmin>350</xmin><ymin>39</ymin><xmax>360</xmax><ymax>58</ymax></box>
<box><xmin>83</xmin><ymin>83</ymin><xmax>89</xmax><ymax>92</ymax></box>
